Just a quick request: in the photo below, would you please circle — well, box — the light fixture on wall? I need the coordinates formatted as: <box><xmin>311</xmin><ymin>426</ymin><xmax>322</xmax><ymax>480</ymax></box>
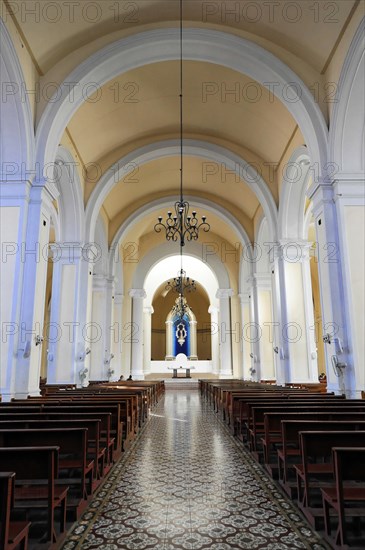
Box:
<box><xmin>154</xmin><ymin>0</ymin><xmax>210</xmax><ymax>246</ymax></box>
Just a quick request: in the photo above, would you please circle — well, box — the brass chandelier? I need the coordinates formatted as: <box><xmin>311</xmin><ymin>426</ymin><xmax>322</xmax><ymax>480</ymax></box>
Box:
<box><xmin>154</xmin><ymin>0</ymin><xmax>210</xmax><ymax>246</ymax></box>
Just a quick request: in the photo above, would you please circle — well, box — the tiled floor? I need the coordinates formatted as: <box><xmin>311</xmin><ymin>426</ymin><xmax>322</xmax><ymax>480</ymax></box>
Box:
<box><xmin>62</xmin><ymin>391</ymin><xmax>329</xmax><ymax>549</ymax></box>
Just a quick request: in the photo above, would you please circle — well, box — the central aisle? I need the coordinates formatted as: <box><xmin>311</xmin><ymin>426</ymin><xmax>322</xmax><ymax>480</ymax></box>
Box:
<box><xmin>62</xmin><ymin>391</ymin><xmax>328</xmax><ymax>549</ymax></box>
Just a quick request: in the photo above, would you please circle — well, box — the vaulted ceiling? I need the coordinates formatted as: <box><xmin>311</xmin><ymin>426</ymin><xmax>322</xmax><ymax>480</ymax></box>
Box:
<box><xmin>6</xmin><ymin>0</ymin><xmax>361</xmax><ymax>246</ymax></box>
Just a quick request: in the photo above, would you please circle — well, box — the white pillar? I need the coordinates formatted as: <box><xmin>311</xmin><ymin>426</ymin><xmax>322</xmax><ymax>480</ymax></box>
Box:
<box><xmin>104</xmin><ymin>277</ymin><xmax>116</xmax><ymax>381</ymax></box>
<box><xmin>331</xmin><ymin>180</ymin><xmax>364</xmax><ymax>397</ymax></box>
<box><xmin>1</xmin><ymin>182</ymin><xmax>56</xmax><ymax>399</ymax></box>
<box><xmin>279</xmin><ymin>242</ymin><xmax>318</xmax><ymax>383</ymax></box>
<box><xmin>1</xmin><ymin>181</ymin><xmax>32</xmax><ymax>400</ymax></box>
<box><xmin>208</xmin><ymin>306</ymin><xmax>219</xmax><ymax>375</ymax></box>
<box><xmin>47</xmin><ymin>243</ymin><xmax>83</xmax><ymax>385</ymax></box>
<box><xmin>165</xmin><ymin>318</ymin><xmax>174</xmax><ymax>359</ymax></box>
<box><xmin>129</xmin><ymin>288</ymin><xmax>146</xmax><ymax>380</ymax></box>
<box><xmin>271</xmin><ymin>248</ymin><xmax>291</xmax><ymax>386</ymax></box>
<box><xmin>247</xmin><ymin>279</ymin><xmax>261</xmax><ymax>382</ymax></box>
<box><xmin>188</xmin><ymin>319</ymin><xmax>198</xmax><ymax>360</ymax></box>
<box><xmin>89</xmin><ymin>275</ymin><xmax>114</xmax><ymax>382</ymax></box>
<box><xmin>112</xmin><ymin>293</ymin><xmax>124</xmax><ymax>380</ymax></box>
<box><xmin>307</xmin><ymin>181</ymin><xmax>351</xmax><ymax>395</ymax></box>
<box><xmin>143</xmin><ymin>306</ymin><xmax>153</xmax><ymax>376</ymax></box>
<box><xmin>238</xmin><ymin>294</ymin><xmax>250</xmax><ymax>380</ymax></box>
<box><xmin>216</xmin><ymin>289</ymin><xmax>234</xmax><ymax>378</ymax></box>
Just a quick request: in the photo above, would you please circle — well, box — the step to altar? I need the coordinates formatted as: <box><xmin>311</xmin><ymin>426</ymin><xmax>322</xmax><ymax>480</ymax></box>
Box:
<box><xmin>164</xmin><ymin>378</ymin><xmax>199</xmax><ymax>390</ymax></box>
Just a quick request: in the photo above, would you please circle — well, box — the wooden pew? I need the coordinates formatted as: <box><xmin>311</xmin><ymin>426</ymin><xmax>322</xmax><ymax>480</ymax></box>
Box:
<box><xmin>0</xmin><ymin>411</ymin><xmax>114</xmax><ymax>466</ymax></box>
<box><xmin>0</xmin><ymin>429</ymin><xmax>94</xmax><ymax>503</ymax></box>
<box><xmin>321</xmin><ymin>447</ymin><xmax>365</xmax><ymax>548</ymax></box>
<box><xmin>248</xmin><ymin>403</ymin><xmax>365</xmax><ymax>454</ymax></box>
<box><xmin>0</xmin><ymin>419</ymin><xmax>105</xmax><ymax>479</ymax></box>
<box><xmin>294</xmin><ymin>431</ymin><xmax>365</xmax><ymax>528</ymax></box>
<box><xmin>261</xmin><ymin>413</ymin><xmax>365</xmax><ymax>475</ymax></box>
<box><xmin>0</xmin><ymin>447</ymin><xmax>68</xmax><ymax>544</ymax></box>
<box><xmin>274</xmin><ymin>417</ymin><xmax>365</xmax><ymax>492</ymax></box>
<box><xmin>0</xmin><ymin>472</ymin><xmax>31</xmax><ymax>550</ymax></box>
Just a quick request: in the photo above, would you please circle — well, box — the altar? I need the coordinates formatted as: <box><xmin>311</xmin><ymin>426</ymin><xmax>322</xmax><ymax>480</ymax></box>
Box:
<box><xmin>167</xmin><ymin>366</ymin><xmax>196</xmax><ymax>379</ymax></box>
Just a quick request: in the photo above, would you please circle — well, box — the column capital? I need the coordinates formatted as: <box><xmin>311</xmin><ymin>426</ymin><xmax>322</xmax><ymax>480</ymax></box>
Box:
<box><xmin>307</xmin><ymin>180</ymin><xmax>335</xmax><ymax>213</ymax></box>
<box><xmin>216</xmin><ymin>288</ymin><xmax>234</xmax><ymax>299</ymax></box>
<box><xmin>50</xmin><ymin>242</ymin><xmax>84</xmax><ymax>262</ymax></box>
<box><xmin>238</xmin><ymin>293</ymin><xmax>250</xmax><ymax>305</ymax></box>
<box><xmin>278</xmin><ymin>239</ymin><xmax>313</xmax><ymax>262</ymax></box>
<box><xmin>208</xmin><ymin>305</ymin><xmax>219</xmax><ymax>314</ymax></box>
<box><xmin>253</xmin><ymin>273</ymin><xmax>272</xmax><ymax>287</ymax></box>
<box><xmin>0</xmin><ymin>180</ymin><xmax>32</xmax><ymax>202</ymax></box>
<box><xmin>144</xmin><ymin>305</ymin><xmax>154</xmax><ymax>314</ymax></box>
<box><xmin>129</xmin><ymin>288</ymin><xmax>146</xmax><ymax>299</ymax></box>
<box><xmin>92</xmin><ymin>274</ymin><xmax>108</xmax><ymax>290</ymax></box>
<box><xmin>332</xmin><ymin>179</ymin><xmax>365</xmax><ymax>202</ymax></box>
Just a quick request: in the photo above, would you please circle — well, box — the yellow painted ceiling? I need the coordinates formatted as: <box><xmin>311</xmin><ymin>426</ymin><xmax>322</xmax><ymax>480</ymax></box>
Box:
<box><xmin>103</xmin><ymin>155</ymin><xmax>258</xmax><ymax>229</ymax></box>
<box><xmin>68</xmin><ymin>61</ymin><xmax>297</xmax><ymax>166</ymax></box>
<box><xmin>11</xmin><ymin>0</ymin><xmax>357</xmax><ymax>74</ymax></box>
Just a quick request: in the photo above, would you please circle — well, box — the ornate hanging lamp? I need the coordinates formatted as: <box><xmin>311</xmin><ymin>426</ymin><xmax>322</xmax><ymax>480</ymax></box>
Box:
<box><xmin>154</xmin><ymin>0</ymin><xmax>210</xmax><ymax>246</ymax></box>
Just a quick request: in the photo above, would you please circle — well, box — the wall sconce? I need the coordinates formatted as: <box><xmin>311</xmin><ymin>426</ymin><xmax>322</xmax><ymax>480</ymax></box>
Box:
<box><xmin>104</xmin><ymin>353</ymin><xmax>114</xmax><ymax>365</ymax></box>
<box><xmin>35</xmin><ymin>335</ymin><xmax>44</xmax><ymax>346</ymax></box>
<box><xmin>79</xmin><ymin>367</ymin><xmax>88</xmax><ymax>381</ymax></box>
<box><xmin>273</xmin><ymin>346</ymin><xmax>279</xmax><ymax>354</ymax></box>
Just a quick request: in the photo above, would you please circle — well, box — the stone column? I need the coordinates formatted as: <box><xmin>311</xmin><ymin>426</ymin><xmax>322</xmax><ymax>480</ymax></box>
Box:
<box><xmin>188</xmin><ymin>316</ymin><xmax>198</xmax><ymax>360</ymax></box>
<box><xmin>216</xmin><ymin>289</ymin><xmax>234</xmax><ymax>378</ymax></box>
<box><xmin>238</xmin><ymin>293</ymin><xmax>251</xmax><ymax>380</ymax></box>
<box><xmin>129</xmin><ymin>289</ymin><xmax>146</xmax><ymax>380</ymax></box>
<box><xmin>208</xmin><ymin>306</ymin><xmax>219</xmax><ymax>375</ymax></box>
<box><xmin>1</xmin><ymin>180</ymin><xmax>32</xmax><ymax>400</ymax></box>
<box><xmin>332</xmin><ymin>179</ymin><xmax>365</xmax><ymax>398</ymax></box>
<box><xmin>307</xmin><ymin>181</ymin><xmax>352</xmax><ymax>395</ymax></box>
<box><xmin>143</xmin><ymin>306</ymin><xmax>154</xmax><ymax>376</ymax></box>
<box><xmin>89</xmin><ymin>275</ymin><xmax>108</xmax><ymax>382</ymax></box>
<box><xmin>1</xmin><ymin>182</ymin><xmax>57</xmax><ymax>399</ymax></box>
<box><xmin>247</xmin><ymin>278</ymin><xmax>261</xmax><ymax>382</ymax></box>
<box><xmin>271</xmin><ymin>248</ymin><xmax>291</xmax><ymax>386</ymax></box>
<box><xmin>104</xmin><ymin>277</ymin><xmax>116</xmax><ymax>381</ymax></box>
<box><xmin>112</xmin><ymin>293</ymin><xmax>124</xmax><ymax>380</ymax></box>
<box><xmin>47</xmin><ymin>243</ymin><xmax>83</xmax><ymax>385</ymax></box>
<box><xmin>165</xmin><ymin>313</ymin><xmax>174</xmax><ymax>360</ymax></box>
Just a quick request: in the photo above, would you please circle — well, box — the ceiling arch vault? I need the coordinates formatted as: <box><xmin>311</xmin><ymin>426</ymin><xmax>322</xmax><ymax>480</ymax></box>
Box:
<box><xmin>86</xmin><ymin>139</ymin><xmax>278</xmax><ymax>244</ymax></box>
<box><xmin>36</xmin><ymin>27</ymin><xmax>328</xmax><ymax>181</ymax></box>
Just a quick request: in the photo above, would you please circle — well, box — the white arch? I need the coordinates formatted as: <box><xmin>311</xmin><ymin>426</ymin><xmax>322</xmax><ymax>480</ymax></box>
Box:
<box><xmin>145</xmin><ymin>255</ymin><xmax>218</xmax><ymax>308</ymax></box>
<box><xmin>329</xmin><ymin>17</ymin><xmax>365</xmax><ymax>176</ymax></box>
<box><xmin>36</xmin><ymin>28</ymin><xmax>328</xmax><ymax>180</ymax></box>
<box><xmin>132</xmin><ymin>241</ymin><xmax>230</xmax><ymax>294</ymax></box>
<box><xmin>0</xmin><ymin>19</ymin><xmax>34</xmax><ymax>178</ymax></box>
<box><xmin>108</xmin><ymin>192</ymin><xmax>253</xmax><ymax>285</ymax></box>
<box><xmin>87</xmin><ymin>139</ymin><xmax>277</xmax><ymax>243</ymax></box>
<box><xmin>255</xmin><ymin>217</ymin><xmax>271</xmax><ymax>274</ymax></box>
<box><xmin>278</xmin><ymin>146</ymin><xmax>311</xmax><ymax>240</ymax></box>
<box><xmin>55</xmin><ymin>146</ymin><xmax>85</xmax><ymax>242</ymax></box>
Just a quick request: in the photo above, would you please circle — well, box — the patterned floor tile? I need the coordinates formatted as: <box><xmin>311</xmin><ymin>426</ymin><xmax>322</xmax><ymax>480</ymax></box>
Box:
<box><xmin>61</xmin><ymin>391</ymin><xmax>329</xmax><ymax>549</ymax></box>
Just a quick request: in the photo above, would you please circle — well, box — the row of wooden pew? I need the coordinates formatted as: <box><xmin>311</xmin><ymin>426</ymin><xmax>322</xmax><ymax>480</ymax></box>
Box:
<box><xmin>200</xmin><ymin>379</ymin><xmax>365</xmax><ymax>549</ymax></box>
<box><xmin>0</xmin><ymin>380</ymin><xmax>164</xmax><ymax>549</ymax></box>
